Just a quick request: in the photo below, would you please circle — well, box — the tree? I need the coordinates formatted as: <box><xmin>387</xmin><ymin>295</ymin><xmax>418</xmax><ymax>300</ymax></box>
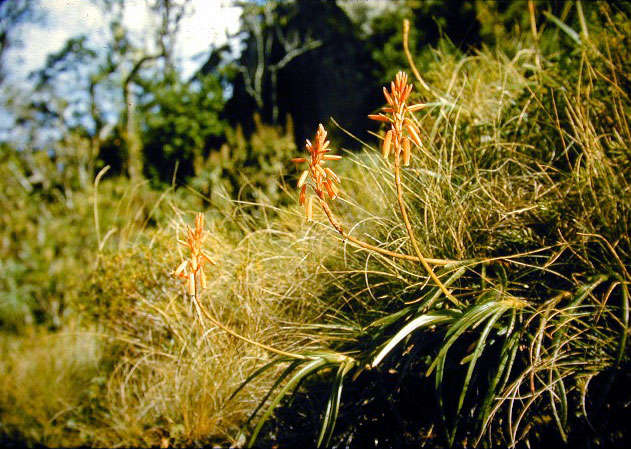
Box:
<box><xmin>233</xmin><ymin>1</ymin><xmax>322</xmax><ymax>124</ymax></box>
<box><xmin>13</xmin><ymin>0</ymin><xmax>218</xmax><ymax>184</ymax></box>
<box><xmin>26</xmin><ymin>35</ymin><xmax>111</xmax><ymax>186</ymax></box>
<box><xmin>137</xmin><ymin>72</ymin><xmax>226</xmax><ymax>184</ymax></box>
<box><xmin>148</xmin><ymin>0</ymin><xmax>191</xmax><ymax>75</ymax></box>
<box><xmin>221</xmin><ymin>0</ymin><xmax>381</xmax><ymax>148</ymax></box>
<box><xmin>88</xmin><ymin>0</ymin><xmax>192</xmax><ymax>181</ymax></box>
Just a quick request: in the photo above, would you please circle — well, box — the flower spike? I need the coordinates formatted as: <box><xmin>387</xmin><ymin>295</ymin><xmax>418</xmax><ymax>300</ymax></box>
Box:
<box><xmin>290</xmin><ymin>124</ymin><xmax>342</xmax><ymax>220</ymax></box>
<box><xmin>369</xmin><ymin>71</ymin><xmax>424</xmax><ymax>166</ymax></box>
<box><xmin>173</xmin><ymin>213</ymin><xmax>216</xmax><ymax>295</ymax></box>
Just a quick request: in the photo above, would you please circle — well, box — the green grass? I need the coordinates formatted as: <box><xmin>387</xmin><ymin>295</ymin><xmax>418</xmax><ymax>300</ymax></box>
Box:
<box><xmin>1</xmin><ymin>4</ymin><xmax>630</xmax><ymax>448</ymax></box>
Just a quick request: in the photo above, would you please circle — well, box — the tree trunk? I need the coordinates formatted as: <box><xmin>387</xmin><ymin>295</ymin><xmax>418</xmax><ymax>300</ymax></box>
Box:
<box><xmin>125</xmin><ymin>82</ymin><xmax>142</xmax><ymax>181</ymax></box>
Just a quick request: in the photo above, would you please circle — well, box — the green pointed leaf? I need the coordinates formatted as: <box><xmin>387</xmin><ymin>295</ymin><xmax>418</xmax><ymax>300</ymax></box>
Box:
<box><xmin>245</xmin><ymin>359</ymin><xmax>302</xmax><ymax>428</ymax></box>
<box><xmin>317</xmin><ymin>359</ymin><xmax>355</xmax><ymax>448</ymax></box>
<box><xmin>543</xmin><ymin>11</ymin><xmax>581</xmax><ymax>45</ymax></box>
<box><xmin>372</xmin><ymin>313</ymin><xmax>453</xmax><ymax>367</ymax></box>
<box><xmin>548</xmin><ymin>367</ymin><xmax>568</xmax><ymax>443</ymax></box>
<box><xmin>477</xmin><ymin>309</ymin><xmax>519</xmax><ymax>435</ymax></box>
<box><xmin>248</xmin><ymin>358</ymin><xmax>328</xmax><ymax>448</ymax></box>
<box><xmin>427</xmin><ymin>301</ymin><xmax>501</xmax><ymax>378</ymax></box>
<box><xmin>456</xmin><ymin>307</ymin><xmax>507</xmax><ymax>415</ymax></box>
<box><xmin>228</xmin><ymin>357</ymin><xmax>293</xmax><ymax>402</ymax></box>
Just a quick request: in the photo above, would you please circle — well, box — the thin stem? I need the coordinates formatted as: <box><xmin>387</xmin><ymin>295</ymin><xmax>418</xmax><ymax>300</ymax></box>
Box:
<box><xmin>345</xmin><ymin>234</ymin><xmax>451</xmax><ymax>266</ymax></box>
<box><xmin>93</xmin><ymin>165</ymin><xmax>110</xmax><ymax>252</ymax></box>
<box><xmin>317</xmin><ymin>198</ymin><xmax>453</xmax><ymax>266</ymax></box>
<box><xmin>393</xmin><ymin>149</ymin><xmax>462</xmax><ymax>307</ymax></box>
<box><xmin>192</xmin><ymin>278</ymin><xmax>307</xmax><ymax>360</ymax></box>
<box><xmin>402</xmin><ymin>19</ymin><xmax>431</xmax><ymax>93</ymax></box>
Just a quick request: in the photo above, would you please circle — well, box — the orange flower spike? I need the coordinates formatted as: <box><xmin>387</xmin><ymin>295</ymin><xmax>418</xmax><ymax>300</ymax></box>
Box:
<box><xmin>290</xmin><ymin>123</ymin><xmax>343</xmax><ymax>221</ymax></box>
<box><xmin>377</xmin><ymin>71</ymin><xmax>424</xmax><ymax>162</ymax></box>
<box><xmin>299</xmin><ymin>185</ymin><xmax>307</xmax><ymax>205</ymax></box>
<box><xmin>402</xmin><ymin>138</ymin><xmax>411</xmax><ymax>166</ymax></box>
<box><xmin>200</xmin><ymin>270</ymin><xmax>207</xmax><ymax>290</ymax></box>
<box><xmin>297</xmin><ymin>170</ymin><xmax>309</xmax><ymax>188</ymax></box>
<box><xmin>201</xmin><ymin>249</ymin><xmax>216</xmax><ymax>266</ymax></box>
<box><xmin>173</xmin><ymin>212</ymin><xmax>214</xmax><ymax>295</ymax></box>
<box><xmin>408</xmin><ymin>103</ymin><xmax>425</xmax><ymax>112</ymax></box>
<box><xmin>187</xmin><ymin>272</ymin><xmax>195</xmax><ymax>295</ymax></box>
<box><xmin>383</xmin><ymin>87</ymin><xmax>394</xmax><ymax>106</ymax></box>
<box><xmin>324</xmin><ymin>167</ymin><xmax>340</xmax><ymax>184</ymax></box>
<box><xmin>324</xmin><ymin>179</ymin><xmax>338</xmax><ymax>200</ymax></box>
<box><xmin>306</xmin><ymin>196</ymin><xmax>314</xmax><ymax>221</ymax></box>
<box><xmin>329</xmin><ymin>181</ymin><xmax>339</xmax><ymax>198</ymax></box>
<box><xmin>191</xmin><ymin>255</ymin><xmax>198</xmax><ymax>272</ymax></box>
<box><xmin>368</xmin><ymin>113</ymin><xmax>390</xmax><ymax>123</ymax></box>
<box><xmin>174</xmin><ymin>260</ymin><xmax>188</xmax><ymax>279</ymax></box>
<box><xmin>405</xmin><ymin>121</ymin><xmax>423</xmax><ymax>148</ymax></box>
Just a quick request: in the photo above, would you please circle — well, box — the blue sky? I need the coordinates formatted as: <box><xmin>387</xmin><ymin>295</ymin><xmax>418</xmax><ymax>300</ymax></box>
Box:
<box><xmin>1</xmin><ymin>0</ymin><xmax>243</xmax><ymax>144</ymax></box>
<box><xmin>5</xmin><ymin>0</ymin><xmax>243</xmax><ymax>83</ymax></box>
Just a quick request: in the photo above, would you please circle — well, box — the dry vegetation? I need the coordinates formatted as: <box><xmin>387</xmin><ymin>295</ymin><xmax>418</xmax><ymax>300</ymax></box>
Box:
<box><xmin>1</xmin><ymin>5</ymin><xmax>631</xmax><ymax>448</ymax></box>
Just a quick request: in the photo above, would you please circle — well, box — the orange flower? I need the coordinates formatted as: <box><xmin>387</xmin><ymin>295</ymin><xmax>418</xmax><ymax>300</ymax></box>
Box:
<box><xmin>291</xmin><ymin>124</ymin><xmax>342</xmax><ymax>220</ymax></box>
<box><xmin>368</xmin><ymin>71</ymin><xmax>424</xmax><ymax>166</ymax></box>
<box><xmin>173</xmin><ymin>213</ymin><xmax>216</xmax><ymax>295</ymax></box>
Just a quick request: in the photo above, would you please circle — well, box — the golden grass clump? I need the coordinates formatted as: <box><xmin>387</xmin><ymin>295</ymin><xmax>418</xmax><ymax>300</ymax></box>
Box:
<box><xmin>73</xmin><ymin>204</ymin><xmax>345</xmax><ymax>447</ymax></box>
<box><xmin>0</xmin><ymin>328</ymin><xmax>103</xmax><ymax>446</ymax></box>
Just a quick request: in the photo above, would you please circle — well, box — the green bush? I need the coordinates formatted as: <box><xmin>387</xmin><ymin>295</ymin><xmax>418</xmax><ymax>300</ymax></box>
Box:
<box><xmin>191</xmin><ymin>113</ymin><xmax>296</xmax><ymax>208</ymax></box>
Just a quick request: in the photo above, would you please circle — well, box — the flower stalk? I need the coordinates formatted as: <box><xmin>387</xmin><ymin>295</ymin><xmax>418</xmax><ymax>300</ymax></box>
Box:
<box><xmin>371</xmin><ymin>71</ymin><xmax>462</xmax><ymax>306</ymax></box>
<box><xmin>174</xmin><ymin>213</ymin><xmax>307</xmax><ymax>360</ymax></box>
<box><xmin>292</xmin><ymin>124</ymin><xmax>453</xmax><ymax>266</ymax></box>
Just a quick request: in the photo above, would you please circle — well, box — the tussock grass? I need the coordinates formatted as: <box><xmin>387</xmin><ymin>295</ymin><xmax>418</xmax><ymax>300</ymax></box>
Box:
<box><xmin>79</xmin><ymin>198</ymin><xmax>353</xmax><ymax>447</ymax></box>
<box><xmin>0</xmin><ymin>326</ymin><xmax>103</xmax><ymax>446</ymax></box>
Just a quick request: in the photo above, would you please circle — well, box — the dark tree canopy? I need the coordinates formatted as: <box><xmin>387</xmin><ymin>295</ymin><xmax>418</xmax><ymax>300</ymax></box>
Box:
<box><xmin>216</xmin><ymin>0</ymin><xmax>487</xmax><ymax>151</ymax></box>
<box><xmin>220</xmin><ymin>0</ymin><xmax>381</xmax><ymax>148</ymax></box>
